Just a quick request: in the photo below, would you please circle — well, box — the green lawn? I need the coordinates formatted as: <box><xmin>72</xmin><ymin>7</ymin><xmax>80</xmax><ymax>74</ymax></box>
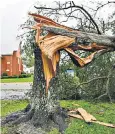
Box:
<box><xmin>1</xmin><ymin>100</ymin><xmax>115</xmax><ymax>134</ymax></box>
<box><xmin>1</xmin><ymin>76</ymin><xmax>33</xmax><ymax>83</ymax></box>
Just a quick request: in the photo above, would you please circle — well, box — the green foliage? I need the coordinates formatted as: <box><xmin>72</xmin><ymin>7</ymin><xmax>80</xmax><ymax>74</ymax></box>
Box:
<box><xmin>21</xmin><ymin>71</ymin><xmax>26</xmax><ymax>74</ymax></box>
<box><xmin>53</xmin><ymin>59</ymin><xmax>81</xmax><ymax>100</ymax></box>
<box><xmin>20</xmin><ymin>20</ymin><xmax>36</xmax><ymax>67</ymax></box>
<box><xmin>1</xmin><ymin>75</ymin><xmax>18</xmax><ymax>79</ymax></box>
<box><xmin>57</xmin><ymin>73</ymin><xmax>80</xmax><ymax>100</ymax></box>
<box><xmin>19</xmin><ymin>74</ymin><xmax>31</xmax><ymax>78</ymax></box>
<box><xmin>75</xmin><ymin>53</ymin><xmax>115</xmax><ymax>101</ymax></box>
<box><xmin>1</xmin><ymin>76</ymin><xmax>11</xmax><ymax>79</ymax></box>
<box><xmin>11</xmin><ymin>75</ymin><xmax>18</xmax><ymax>78</ymax></box>
<box><xmin>1</xmin><ymin>74</ymin><xmax>31</xmax><ymax>79</ymax></box>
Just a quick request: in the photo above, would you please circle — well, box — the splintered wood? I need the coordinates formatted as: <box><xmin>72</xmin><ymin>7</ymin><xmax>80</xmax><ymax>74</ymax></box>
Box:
<box><xmin>68</xmin><ymin>108</ymin><xmax>115</xmax><ymax>128</ymax></box>
<box><xmin>29</xmin><ymin>13</ymin><xmax>109</xmax><ymax>94</ymax></box>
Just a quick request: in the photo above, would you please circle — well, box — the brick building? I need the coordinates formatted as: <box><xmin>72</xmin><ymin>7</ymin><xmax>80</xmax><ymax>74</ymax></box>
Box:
<box><xmin>0</xmin><ymin>45</ymin><xmax>23</xmax><ymax>76</ymax></box>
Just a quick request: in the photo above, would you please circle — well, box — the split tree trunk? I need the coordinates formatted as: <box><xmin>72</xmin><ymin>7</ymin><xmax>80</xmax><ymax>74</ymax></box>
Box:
<box><xmin>28</xmin><ymin>46</ymin><xmax>68</xmax><ymax>133</ymax></box>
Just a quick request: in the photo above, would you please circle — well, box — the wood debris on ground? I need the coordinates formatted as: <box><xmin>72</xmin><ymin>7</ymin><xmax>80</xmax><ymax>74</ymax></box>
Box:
<box><xmin>68</xmin><ymin>107</ymin><xmax>115</xmax><ymax>128</ymax></box>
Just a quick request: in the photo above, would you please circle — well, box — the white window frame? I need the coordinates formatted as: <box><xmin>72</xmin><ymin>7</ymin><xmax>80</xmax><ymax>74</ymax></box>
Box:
<box><xmin>18</xmin><ymin>58</ymin><xmax>20</xmax><ymax>64</ymax></box>
<box><xmin>7</xmin><ymin>62</ymin><xmax>10</xmax><ymax>64</ymax></box>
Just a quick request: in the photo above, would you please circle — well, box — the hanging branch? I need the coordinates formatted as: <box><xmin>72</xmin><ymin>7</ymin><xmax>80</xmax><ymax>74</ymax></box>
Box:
<box><xmin>41</xmin><ymin>25</ymin><xmax>115</xmax><ymax>48</ymax></box>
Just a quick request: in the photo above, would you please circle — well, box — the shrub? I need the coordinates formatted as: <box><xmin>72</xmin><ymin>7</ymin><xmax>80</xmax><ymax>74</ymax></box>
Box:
<box><xmin>21</xmin><ymin>71</ymin><xmax>26</xmax><ymax>74</ymax></box>
<box><xmin>1</xmin><ymin>75</ymin><xmax>17</xmax><ymax>79</ymax></box>
<box><xmin>12</xmin><ymin>75</ymin><xmax>18</xmax><ymax>78</ymax></box>
<box><xmin>1</xmin><ymin>76</ymin><xmax>10</xmax><ymax>79</ymax></box>
<box><xmin>26</xmin><ymin>74</ymin><xmax>31</xmax><ymax>77</ymax></box>
<box><xmin>19</xmin><ymin>74</ymin><xmax>25</xmax><ymax>78</ymax></box>
<box><xmin>1</xmin><ymin>74</ymin><xmax>31</xmax><ymax>79</ymax></box>
<box><xmin>19</xmin><ymin>74</ymin><xmax>31</xmax><ymax>78</ymax></box>
<box><xmin>53</xmin><ymin>73</ymin><xmax>81</xmax><ymax>100</ymax></box>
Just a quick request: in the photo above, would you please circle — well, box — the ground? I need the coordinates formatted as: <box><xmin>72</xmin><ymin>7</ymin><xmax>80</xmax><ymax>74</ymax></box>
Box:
<box><xmin>1</xmin><ymin>100</ymin><xmax>115</xmax><ymax>134</ymax></box>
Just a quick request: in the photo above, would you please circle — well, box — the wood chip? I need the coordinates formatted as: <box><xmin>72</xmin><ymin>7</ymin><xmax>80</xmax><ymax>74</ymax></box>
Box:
<box><xmin>68</xmin><ymin>108</ymin><xmax>115</xmax><ymax>128</ymax></box>
<box><xmin>77</xmin><ymin>108</ymin><xmax>96</xmax><ymax>122</ymax></box>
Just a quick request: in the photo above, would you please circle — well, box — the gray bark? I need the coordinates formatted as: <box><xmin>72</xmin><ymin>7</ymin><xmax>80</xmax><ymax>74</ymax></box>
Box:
<box><xmin>41</xmin><ymin>26</ymin><xmax>115</xmax><ymax>49</ymax></box>
<box><xmin>29</xmin><ymin>46</ymin><xmax>68</xmax><ymax>133</ymax></box>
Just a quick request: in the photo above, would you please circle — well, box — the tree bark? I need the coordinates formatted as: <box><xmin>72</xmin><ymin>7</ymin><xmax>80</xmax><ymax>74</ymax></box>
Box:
<box><xmin>41</xmin><ymin>26</ymin><xmax>115</xmax><ymax>48</ymax></box>
<box><xmin>29</xmin><ymin>46</ymin><xmax>68</xmax><ymax>133</ymax></box>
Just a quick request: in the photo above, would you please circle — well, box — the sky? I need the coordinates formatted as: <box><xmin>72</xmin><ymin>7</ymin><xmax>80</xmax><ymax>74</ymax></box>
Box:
<box><xmin>0</xmin><ymin>0</ymin><xmax>114</xmax><ymax>54</ymax></box>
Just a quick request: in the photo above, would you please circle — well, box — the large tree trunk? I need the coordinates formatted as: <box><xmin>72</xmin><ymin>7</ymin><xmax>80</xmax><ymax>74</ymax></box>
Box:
<box><xmin>29</xmin><ymin>46</ymin><xmax>68</xmax><ymax>133</ymax></box>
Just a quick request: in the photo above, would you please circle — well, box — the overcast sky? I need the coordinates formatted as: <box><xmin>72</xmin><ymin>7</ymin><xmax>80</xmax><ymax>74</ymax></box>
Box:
<box><xmin>0</xmin><ymin>0</ymin><xmax>114</xmax><ymax>54</ymax></box>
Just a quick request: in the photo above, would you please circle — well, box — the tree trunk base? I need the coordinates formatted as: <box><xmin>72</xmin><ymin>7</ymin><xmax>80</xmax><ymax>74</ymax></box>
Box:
<box><xmin>2</xmin><ymin>104</ymin><xmax>68</xmax><ymax>134</ymax></box>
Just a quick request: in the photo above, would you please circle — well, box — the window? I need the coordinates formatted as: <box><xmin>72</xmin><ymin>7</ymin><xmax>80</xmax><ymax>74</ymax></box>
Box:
<box><xmin>7</xmin><ymin>62</ymin><xmax>10</xmax><ymax>64</ymax></box>
<box><xmin>6</xmin><ymin>69</ymin><xmax>9</xmax><ymax>71</ymax></box>
<box><xmin>18</xmin><ymin>58</ymin><xmax>20</xmax><ymax>64</ymax></box>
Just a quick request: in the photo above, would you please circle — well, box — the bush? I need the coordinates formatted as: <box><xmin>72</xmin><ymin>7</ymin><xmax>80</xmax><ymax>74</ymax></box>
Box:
<box><xmin>19</xmin><ymin>74</ymin><xmax>31</xmax><ymax>78</ymax></box>
<box><xmin>19</xmin><ymin>74</ymin><xmax>26</xmax><ymax>78</ymax></box>
<box><xmin>1</xmin><ymin>74</ymin><xmax>31</xmax><ymax>79</ymax></box>
<box><xmin>27</xmin><ymin>74</ymin><xmax>31</xmax><ymax>77</ymax></box>
<box><xmin>1</xmin><ymin>76</ymin><xmax>10</xmax><ymax>79</ymax></box>
<box><xmin>12</xmin><ymin>75</ymin><xmax>18</xmax><ymax>78</ymax></box>
<box><xmin>54</xmin><ymin>73</ymin><xmax>81</xmax><ymax>100</ymax></box>
<box><xmin>1</xmin><ymin>75</ymin><xmax>18</xmax><ymax>79</ymax></box>
<box><xmin>21</xmin><ymin>71</ymin><xmax>26</xmax><ymax>74</ymax></box>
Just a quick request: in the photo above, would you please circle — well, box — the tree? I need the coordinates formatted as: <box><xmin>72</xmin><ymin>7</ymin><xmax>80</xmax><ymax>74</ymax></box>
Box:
<box><xmin>18</xmin><ymin>21</ymin><xmax>36</xmax><ymax>68</ymax></box>
<box><xmin>2</xmin><ymin>1</ymin><xmax>115</xmax><ymax>134</ymax></box>
<box><xmin>75</xmin><ymin>53</ymin><xmax>115</xmax><ymax>101</ymax></box>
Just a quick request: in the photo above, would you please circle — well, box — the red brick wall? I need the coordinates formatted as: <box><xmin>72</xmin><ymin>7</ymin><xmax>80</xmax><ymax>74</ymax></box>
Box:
<box><xmin>1</xmin><ymin>49</ymin><xmax>23</xmax><ymax>76</ymax></box>
<box><xmin>1</xmin><ymin>55</ymin><xmax>12</xmax><ymax>76</ymax></box>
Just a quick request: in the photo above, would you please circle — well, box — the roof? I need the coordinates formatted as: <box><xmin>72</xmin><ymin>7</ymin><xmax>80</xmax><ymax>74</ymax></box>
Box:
<box><xmin>1</xmin><ymin>54</ymin><xmax>13</xmax><ymax>56</ymax></box>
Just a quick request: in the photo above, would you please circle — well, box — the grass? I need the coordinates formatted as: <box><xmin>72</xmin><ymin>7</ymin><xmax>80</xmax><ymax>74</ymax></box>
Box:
<box><xmin>1</xmin><ymin>75</ymin><xmax>33</xmax><ymax>83</ymax></box>
<box><xmin>0</xmin><ymin>100</ymin><xmax>29</xmax><ymax>134</ymax></box>
<box><xmin>0</xmin><ymin>100</ymin><xmax>29</xmax><ymax>117</ymax></box>
<box><xmin>1</xmin><ymin>100</ymin><xmax>115</xmax><ymax>134</ymax></box>
<box><xmin>60</xmin><ymin>100</ymin><xmax>115</xmax><ymax>134</ymax></box>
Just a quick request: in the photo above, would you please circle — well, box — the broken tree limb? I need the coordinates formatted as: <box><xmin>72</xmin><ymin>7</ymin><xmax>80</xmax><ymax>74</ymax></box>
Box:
<box><xmin>41</xmin><ymin>25</ymin><xmax>115</xmax><ymax>48</ymax></box>
<box><xmin>29</xmin><ymin>13</ymin><xmax>115</xmax><ymax>93</ymax></box>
